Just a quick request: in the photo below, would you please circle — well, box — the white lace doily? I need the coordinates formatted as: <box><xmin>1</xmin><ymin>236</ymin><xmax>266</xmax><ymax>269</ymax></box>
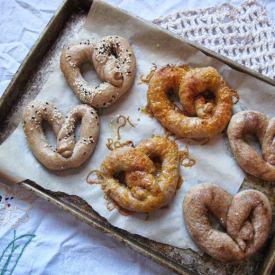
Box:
<box><xmin>154</xmin><ymin>0</ymin><xmax>275</xmax><ymax>80</ymax></box>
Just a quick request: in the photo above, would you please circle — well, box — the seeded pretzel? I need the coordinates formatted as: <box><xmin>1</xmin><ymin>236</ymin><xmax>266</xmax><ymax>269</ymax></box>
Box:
<box><xmin>96</xmin><ymin>136</ymin><xmax>180</xmax><ymax>213</ymax></box>
<box><xmin>60</xmin><ymin>35</ymin><xmax>136</xmax><ymax>108</ymax></box>
<box><xmin>23</xmin><ymin>101</ymin><xmax>99</xmax><ymax>171</ymax></box>
<box><xmin>147</xmin><ymin>66</ymin><xmax>235</xmax><ymax>139</ymax></box>
<box><xmin>228</xmin><ymin>110</ymin><xmax>275</xmax><ymax>181</ymax></box>
<box><xmin>184</xmin><ymin>184</ymin><xmax>272</xmax><ymax>262</ymax></box>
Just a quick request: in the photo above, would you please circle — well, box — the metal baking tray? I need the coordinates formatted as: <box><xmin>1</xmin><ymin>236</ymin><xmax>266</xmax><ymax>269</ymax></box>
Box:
<box><xmin>0</xmin><ymin>0</ymin><xmax>274</xmax><ymax>274</ymax></box>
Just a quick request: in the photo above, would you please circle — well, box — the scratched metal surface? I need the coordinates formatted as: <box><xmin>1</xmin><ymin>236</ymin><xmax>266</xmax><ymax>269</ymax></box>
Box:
<box><xmin>0</xmin><ymin>3</ymin><xmax>274</xmax><ymax>275</ymax></box>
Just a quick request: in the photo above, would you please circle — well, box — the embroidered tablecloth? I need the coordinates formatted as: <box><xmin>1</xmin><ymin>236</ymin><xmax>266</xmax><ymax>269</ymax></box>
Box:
<box><xmin>0</xmin><ymin>0</ymin><xmax>274</xmax><ymax>274</ymax></box>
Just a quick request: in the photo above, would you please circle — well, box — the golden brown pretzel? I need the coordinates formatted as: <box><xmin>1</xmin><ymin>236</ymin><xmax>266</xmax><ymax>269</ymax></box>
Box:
<box><xmin>60</xmin><ymin>36</ymin><xmax>136</xmax><ymax>108</ymax></box>
<box><xmin>227</xmin><ymin>111</ymin><xmax>275</xmax><ymax>181</ymax></box>
<box><xmin>147</xmin><ymin>66</ymin><xmax>235</xmax><ymax>139</ymax></box>
<box><xmin>184</xmin><ymin>184</ymin><xmax>272</xmax><ymax>262</ymax></box>
<box><xmin>23</xmin><ymin>101</ymin><xmax>99</xmax><ymax>171</ymax></box>
<box><xmin>96</xmin><ymin>136</ymin><xmax>180</xmax><ymax>213</ymax></box>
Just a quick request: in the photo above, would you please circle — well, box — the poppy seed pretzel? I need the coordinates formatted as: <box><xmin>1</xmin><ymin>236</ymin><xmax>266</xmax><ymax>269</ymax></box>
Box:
<box><xmin>99</xmin><ymin>136</ymin><xmax>180</xmax><ymax>213</ymax></box>
<box><xmin>228</xmin><ymin>110</ymin><xmax>275</xmax><ymax>181</ymax></box>
<box><xmin>60</xmin><ymin>35</ymin><xmax>136</xmax><ymax>108</ymax></box>
<box><xmin>23</xmin><ymin>101</ymin><xmax>99</xmax><ymax>171</ymax></box>
<box><xmin>184</xmin><ymin>184</ymin><xmax>272</xmax><ymax>262</ymax></box>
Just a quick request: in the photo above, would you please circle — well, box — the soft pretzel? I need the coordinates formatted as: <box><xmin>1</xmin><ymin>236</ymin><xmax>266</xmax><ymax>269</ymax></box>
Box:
<box><xmin>228</xmin><ymin>111</ymin><xmax>275</xmax><ymax>181</ymax></box>
<box><xmin>147</xmin><ymin>66</ymin><xmax>235</xmax><ymax>139</ymax></box>
<box><xmin>60</xmin><ymin>35</ymin><xmax>136</xmax><ymax>108</ymax></box>
<box><xmin>184</xmin><ymin>184</ymin><xmax>272</xmax><ymax>262</ymax></box>
<box><xmin>23</xmin><ymin>101</ymin><xmax>99</xmax><ymax>171</ymax></box>
<box><xmin>95</xmin><ymin>136</ymin><xmax>180</xmax><ymax>213</ymax></box>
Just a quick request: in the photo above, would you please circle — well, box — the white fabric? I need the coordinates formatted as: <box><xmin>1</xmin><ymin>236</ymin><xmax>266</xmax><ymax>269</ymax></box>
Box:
<box><xmin>154</xmin><ymin>0</ymin><xmax>275</xmax><ymax>79</ymax></box>
<box><xmin>0</xmin><ymin>1</ymin><xmax>275</xmax><ymax>274</ymax></box>
<box><xmin>0</xmin><ymin>0</ymin><xmax>248</xmax><ymax>252</ymax></box>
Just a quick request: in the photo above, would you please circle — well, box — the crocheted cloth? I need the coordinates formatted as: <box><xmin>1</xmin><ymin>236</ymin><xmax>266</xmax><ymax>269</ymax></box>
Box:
<box><xmin>154</xmin><ymin>0</ymin><xmax>275</xmax><ymax>80</ymax></box>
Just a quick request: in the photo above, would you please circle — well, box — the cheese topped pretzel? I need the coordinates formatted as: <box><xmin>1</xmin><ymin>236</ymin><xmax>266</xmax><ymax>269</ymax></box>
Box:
<box><xmin>147</xmin><ymin>66</ymin><xmax>235</xmax><ymax>139</ymax></box>
<box><xmin>92</xmin><ymin>136</ymin><xmax>180</xmax><ymax>213</ymax></box>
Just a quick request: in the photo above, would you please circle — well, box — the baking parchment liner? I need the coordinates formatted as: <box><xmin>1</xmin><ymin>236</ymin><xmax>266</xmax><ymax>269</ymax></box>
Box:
<box><xmin>1</xmin><ymin>0</ymin><xmax>275</xmax><ymax>251</ymax></box>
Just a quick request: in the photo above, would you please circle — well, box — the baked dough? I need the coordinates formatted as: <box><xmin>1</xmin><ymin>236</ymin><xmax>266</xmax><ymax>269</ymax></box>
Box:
<box><xmin>60</xmin><ymin>36</ymin><xmax>136</xmax><ymax>108</ymax></box>
<box><xmin>184</xmin><ymin>184</ymin><xmax>272</xmax><ymax>262</ymax></box>
<box><xmin>147</xmin><ymin>66</ymin><xmax>235</xmax><ymax>139</ymax></box>
<box><xmin>23</xmin><ymin>101</ymin><xmax>99</xmax><ymax>171</ymax></box>
<box><xmin>98</xmin><ymin>136</ymin><xmax>180</xmax><ymax>212</ymax></box>
<box><xmin>228</xmin><ymin>110</ymin><xmax>275</xmax><ymax>181</ymax></box>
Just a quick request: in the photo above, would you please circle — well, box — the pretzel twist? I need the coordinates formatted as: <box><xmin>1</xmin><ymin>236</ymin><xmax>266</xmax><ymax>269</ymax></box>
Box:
<box><xmin>147</xmin><ymin>66</ymin><xmax>235</xmax><ymax>139</ymax></box>
<box><xmin>23</xmin><ymin>101</ymin><xmax>99</xmax><ymax>171</ymax></box>
<box><xmin>60</xmin><ymin>35</ymin><xmax>136</xmax><ymax>108</ymax></box>
<box><xmin>228</xmin><ymin>111</ymin><xmax>275</xmax><ymax>181</ymax></box>
<box><xmin>98</xmin><ymin>136</ymin><xmax>180</xmax><ymax>212</ymax></box>
<box><xmin>184</xmin><ymin>184</ymin><xmax>272</xmax><ymax>262</ymax></box>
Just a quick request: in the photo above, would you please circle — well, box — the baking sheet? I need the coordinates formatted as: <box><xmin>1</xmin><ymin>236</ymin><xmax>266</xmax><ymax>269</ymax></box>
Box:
<box><xmin>0</xmin><ymin>0</ymin><xmax>275</xmax><ymax>251</ymax></box>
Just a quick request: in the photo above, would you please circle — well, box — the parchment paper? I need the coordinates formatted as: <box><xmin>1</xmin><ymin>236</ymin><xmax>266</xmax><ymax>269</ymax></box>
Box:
<box><xmin>1</xmin><ymin>0</ymin><xmax>275</xmax><ymax>251</ymax></box>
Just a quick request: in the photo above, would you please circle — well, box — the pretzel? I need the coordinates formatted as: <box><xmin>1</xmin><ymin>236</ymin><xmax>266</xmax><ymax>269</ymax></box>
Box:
<box><xmin>147</xmin><ymin>66</ymin><xmax>235</xmax><ymax>139</ymax></box>
<box><xmin>228</xmin><ymin>111</ymin><xmax>275</xmax><ymax>181</ymax></box>
<box><xmin>23</xmin><ymin>101</ymin><xmax>99</xmax><ymax>171</ymax></box>
<box><xmin>184</xmin><ymin>184</ymin><xmax>272</xmax><ymax>262</ymax></box>
<box><xmin>60</xmin><ymin>36</ymin><xmax>136</xmax><ymax>108</ymax></box>
<box><xmin>94</xmin><ymin>136</ymin><xmax>180</xmax><ymax>213</ymax></box>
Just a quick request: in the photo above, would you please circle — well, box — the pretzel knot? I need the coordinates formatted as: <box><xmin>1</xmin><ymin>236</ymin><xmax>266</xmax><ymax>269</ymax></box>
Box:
<box><xmin>228</xmin><ymin>111</ymin><xmax>275</xmax><ymax>181</ymax></box>
<box><xmin>23</xmin><ymin>101</ymin><xmax>99</xmax><ymax>171</ymax></box>
<box><xmin>184</xmin><ymin>184</ymin><xmax>272</xmax><ymax>262</ymax></box>
<box><xmin>147</xmin><ymin>66</ymin><xmax>235</xmax><ymax>139</ymax></box>
<box><xmin>99</xmin><ymin>136</ymin><xmax>180</xmax><ymax>213</ymax></box>
<box><xmin>60</xmin><ymin>35</ymin><xmax>136</xmax><ymax>108</ymax></box>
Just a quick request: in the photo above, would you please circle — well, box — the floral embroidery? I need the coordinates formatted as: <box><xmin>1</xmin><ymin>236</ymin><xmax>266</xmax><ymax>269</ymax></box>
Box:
<box><xmin>0</xmin><ymin>230</ymin><xmax>35</xmax><ymax>275</ymax></box>
<box><xmin>0</xmin><ymin>184</ymin><xmax>35</xmax><ymax>228</ymax></box>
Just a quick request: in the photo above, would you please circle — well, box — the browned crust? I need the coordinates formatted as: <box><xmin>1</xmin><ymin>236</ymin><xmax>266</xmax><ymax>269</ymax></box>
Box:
<box><xmin>99</xmin><ymin>136</ymin><xmax>180</xmax><ymax>213</ymax></box>
<box><xmin>147</xmin><ymin>66</ymin><xmax>234</xmax><ymax>139</ymax></box>
<box><xmin>183</xmin><ymin>184</ymin><xmax>272</xmax><ymax>262</ymax></box>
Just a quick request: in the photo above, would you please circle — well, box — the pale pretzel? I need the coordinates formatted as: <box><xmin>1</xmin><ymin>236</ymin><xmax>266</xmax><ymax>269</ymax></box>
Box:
<box><xmin>60</xmin><ymin>36</ymin><xmax>136</xmax><ymax>108</ymax></box>
<box><xmin>228</xmin><ymin>111</ymin><xmax>275</xmax><ymax>181</ymax></box>
<box><xmin>147</xmin><ymin>66</ymin><xmax>235</xmax><ymax>139</ymax></box>
<box><xmin>184</xmin><ymin>184</ymin><xmax>272</xmax><ymax>262</ymax></box>
<box><xmin>23</xmin><ymin>101</ymin><xmax>99</xmax><ymax>171</ymax></box>
<box><xmin>96</xmin><ymin>136</ymin><xmax>180</xmax><ymax>213</ymax></box>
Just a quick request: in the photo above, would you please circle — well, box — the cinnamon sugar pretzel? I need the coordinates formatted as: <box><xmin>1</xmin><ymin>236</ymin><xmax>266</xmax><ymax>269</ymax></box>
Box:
<box><xmin>184</xmin><ymin>184</ymin><xmax>272</xmax><ymax>262</ymax></box>
<box><xmin>228</xmin><ymin>111</ymin><xmax>275</xmax><ymax>181</ymax></box>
